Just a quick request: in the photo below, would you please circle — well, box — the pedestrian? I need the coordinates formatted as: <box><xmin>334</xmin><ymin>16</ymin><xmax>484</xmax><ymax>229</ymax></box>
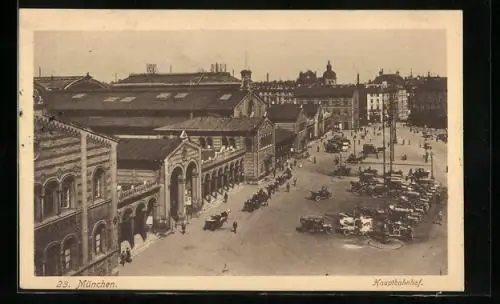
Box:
<box><xmin>232</xmin><ymin>220</ymin><xmax>238</xmax><ymax>234</ymax></box>
<box><xmin>292</xmin><ymin>176</ymin><xmax>297</xmax><ymax>187</ymax></box>
<box><xmin>224</xmin><ymin>192</ymin><xmax>228</xmax><ymax>204</ymax></box>
<box><xmin>125</xmin><ymin>248</ymin><xmax>132</xmax><ymax>263</ymax></box>
<box><xmin>313</xmin><ymin>156</ymin><xmax>316</xmax><ymax>164</ymax></box>
<box><xmin>435</xmin><ymin>211</ymin><xmax>443</xmax><ymax>225</ymax></box>
<box><xmin>317</xmin><ymin>146</ymin><xmax>320</xmax><ymax>153</ymax></box>
<box><xmin>181</xmin><ymin>221</ymin><xmax>186</xmax><ymax>234</ymax></box>
<box><xmin>222</xmin><ymin>263</ymin><xmax>229</xmax><ymax>273</ymax></box>
<box><xmin>286</xmin><ymin>182</ymin><xmax>290</xmax><ymax>192</ymax></box>
<box><xmin>120</xmin><ymin>251</ymin><xmax>126</xmax><ymax>267</ymax></box>
<box><xmin>446</xmin><ymin>165</ymin><xmax>448</xmax><ymax>173</ymax></box>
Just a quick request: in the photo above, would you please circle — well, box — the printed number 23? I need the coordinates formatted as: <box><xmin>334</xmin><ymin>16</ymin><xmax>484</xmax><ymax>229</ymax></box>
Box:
<box><xmin>56</xmin><ymin>280</ymin><xmax>70</xmax><ymax>288</ymax></box>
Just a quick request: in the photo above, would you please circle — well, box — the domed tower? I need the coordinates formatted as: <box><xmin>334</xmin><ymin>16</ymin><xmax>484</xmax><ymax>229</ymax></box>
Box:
<box><xmin>323</xmin><ymin>60</ymin><xmax>337</xmax><ymax>86</ymax></box>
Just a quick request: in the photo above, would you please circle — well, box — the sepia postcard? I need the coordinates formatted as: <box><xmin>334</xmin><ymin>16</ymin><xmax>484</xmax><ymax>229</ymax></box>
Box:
<box><xmin>18</xmin><ymin>9</ymin><xmax>464</xmax><ymax>292</ymax></box>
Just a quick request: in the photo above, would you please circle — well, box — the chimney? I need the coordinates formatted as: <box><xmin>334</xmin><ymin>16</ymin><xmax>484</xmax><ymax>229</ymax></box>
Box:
<box><xmin>267</xmin><ymin>73</ymin><xmax>269</xmax><ymax>82</ymax></box>
<box><xmin>38</xmin><ymin>67</ymin><xmax>41</xmax><ymax>77</ymax></box>
<box><xmin>240</xmin><ymin>69</ymin><xmax>252</xmax><ymax>90</ymax></box>
<box><xmin>427</xmin><ymin>71</ymin><xmax>431</xmax><ymax>77</ymax></box>
<box><xmin>356</xmin><ymin>73</ymin><xmax>360</xmax><ymax>85</ymax></box>
<box><xmin>224</xmin><ymin>64</ymin><xmax>227</xmax><ymax>72</ymax></box>
<box><xmin>396</xmin><ymin>70</ymin><xmax>400</xmax><ymax>76</ymax></box>
<box><xmin>232</xmin><ymin>69</ymin><xmax>234</xmax><ymax>76</ymax></box>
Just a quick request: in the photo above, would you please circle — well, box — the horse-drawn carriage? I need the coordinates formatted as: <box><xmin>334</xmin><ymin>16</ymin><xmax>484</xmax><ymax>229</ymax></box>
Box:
<box><xmin>346</xmin><ymin>153</ymin><xmax>364</xmax><ymax>164</ymax></box>
<box><xmin>296</xmin><ymin>215</ymin><xmax>333</xmax><ymax>234</ymax></box>
<box><xmin>309</xmin><ymin>186</ymin><xmax>333</xmax><ymax>201</ymax></box>
<box><xmin>203</xmin><ymin>209</ymin><xmax>231</xmax><ymax>231</ymax></box>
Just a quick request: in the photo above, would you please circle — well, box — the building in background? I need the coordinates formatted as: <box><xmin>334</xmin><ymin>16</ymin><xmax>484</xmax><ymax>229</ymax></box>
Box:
<box><xmin>254</xmin><ymin>80</ymin><xmax>296</xmax><ymax>105</ymax></box>
<box><xmin>267</xmin><ymin>104</ymin><xmax>309</xmax><ymax>153</ymax></box>
<box><xmin>294</xmin><ymin>86</ymin><xmax>359</xmax><ymax>130</ymax></box>
<box><xmin>34</xmin><ymin>114</ymin><xmax>119</xmax><ymax>276</ymax></box>
<box><xmin>154</xmin><ymin>116</ymin><xmax>275</xmax><ymax>185</ymax></box>
<box><xmin>406</xmin><ymin>74</ymin><xmax>447</xmax><ymax>128</ymax></box>
<box><xmin>366</xmin><ymin>69</ymin><xmax>408</xmax><ymax>122</ymax></box>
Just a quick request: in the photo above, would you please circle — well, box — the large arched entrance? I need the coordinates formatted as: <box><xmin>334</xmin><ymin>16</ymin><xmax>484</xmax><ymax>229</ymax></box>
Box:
<box><xmin>169</xmin><ymin>166</ymin><xmax>184</xmax><ymax>221</ymax></box>
<box><xmin>185</xmin><ymin>162</ymin><xmax>198</xmax><ymax>211</ymax></box>
<box><xmin>217</xmin><ymin>168</ymin><xmax>224</xmax><ymax>194</ymax></box>
<box><xmin>45</xmin><ymin>243</ymin><xmax>60</xmax><ymax>276</ymax></box>
<box><xmin>211</xmin><ymin>171</ymin><xmax>218</xmax><ymax>198</ymax></box>
<box><xmin>134</xmin><ymin>202</ymin><xmax>147</xmax><ymax>241</ymax></box>
<box><xmin>120</xmin><ymin>208</ymin><xmax>134</xmax><ymax>249</ymax></box>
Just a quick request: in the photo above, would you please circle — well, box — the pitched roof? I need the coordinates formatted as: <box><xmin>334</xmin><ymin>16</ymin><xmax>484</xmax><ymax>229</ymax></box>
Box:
<box><xmin>267</xmin><ymin>104</ymin><xmax>303</xmax><ymax>122</ymax></box>
<box><xmin>373</xmin><ymin>74</ymin><xmax>405</xmax><ymax>86</ymax></box>
<box><xmin>34</xmin><ymin>76</ymin><xmax>86</xmax><ymax>90</ymax></box>
<box><xmin>301</xmin><ymin>104</ymin><xmax>320</xmax><ymax>118</ymax></box>
<box><xmin>155</xmin><ymin>116</ymin><xmax>265</xmax><ymax>132</ymax></box>
<box><xmin>117</xmin><ymin>138</ymin><xmax>182</xmax><ymax>162</ymax></box>
<box><xmin>294</xmin><ymin>86</ymin><xmax>355</xmax><ymax>98</ymax></box>
<box><xmin>275</xmin><ymin>127</ymin><xmax>296</xmax><ymax>144</ymax></box>
<box><xmin>116</xmin><ymin>72</ymin><xmax>241</xmax><ymax>86</ymax></box>
<box><xmin>62</xmin><ymin>116</ymin><xmax>189</xmax><ymax>129</ymax></box>
<box><xmin>44</xmin><ymin>89</ymin><xmax>249</xmax><ymax>112</ymax></box>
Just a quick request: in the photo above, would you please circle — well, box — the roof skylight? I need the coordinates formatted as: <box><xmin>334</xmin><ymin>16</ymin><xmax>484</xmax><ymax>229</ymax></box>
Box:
<box><xmin>120</xmin><ymin>97</ymin><xmax>136</xmax><ymax>103</ymax></box>
<box><xmin>103</xmin><ymin>97</ymin><xmax>119</xmax><ymax>102</ymax></box>
<box><xmin>72</xmin><ymin>93</ymin><xmax>86</xmax><ymax>99</ymax></box>
<box><xmin>174</xmin><ymin>93</ymin><xmax>189</xmax><ymax>99</ymax></box>
<box><xmin>219</xmin><ymin>94</ymin><xmax>232</xmax><ymax>101</ymax></box>
<box><xmin>156</xmin><ymin>93</ymin><xmax>172</xmax><ymax>99</ymax></box>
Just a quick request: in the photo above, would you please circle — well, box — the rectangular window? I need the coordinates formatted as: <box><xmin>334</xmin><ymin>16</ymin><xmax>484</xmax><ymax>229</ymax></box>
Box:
<box><xmin>64</xmin><ymin>248</ymin><xmax>71</xmax><ymax>270</ymax></box>
<box><xmin>61</xmin><ymin>188</ymin><xmax>70</xmax><ymax>209</ymax></box>
<box><xmin>95</xmin><ymin>234</ymin><xmax>101</xmax><ymax>254</ymax></box>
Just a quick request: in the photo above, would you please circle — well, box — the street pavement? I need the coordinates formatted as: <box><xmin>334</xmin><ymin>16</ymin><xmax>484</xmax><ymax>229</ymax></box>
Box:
<box><xmin>119</xmin><ymin>128</ymin><xmax>448</xmax><ymax>276</ymax></box>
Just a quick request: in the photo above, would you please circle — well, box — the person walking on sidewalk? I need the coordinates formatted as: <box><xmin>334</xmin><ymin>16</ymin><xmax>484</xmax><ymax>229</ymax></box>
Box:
<box><xmin>232</xmin><ymin>220</ymin><xmax>238</xmax><ymax>234</ymax></box>
<box><xmin>286</xmin><ymin>182</ymin><xmax>290</xmax><ymax>192</ymax></box>
<box><xmin>125</xmin><ymin>248</ymin><xmax>132</xmax><ymax>263</ymax></box>
<box><xmin>224</xmin><ymin>192</ymin><xmax>228</xmax><ymax>204</ymax></box>
<box><xmin>181</xmin><ymin>221</ymin><xmax>186</xmax><ymax>234</ymax></box>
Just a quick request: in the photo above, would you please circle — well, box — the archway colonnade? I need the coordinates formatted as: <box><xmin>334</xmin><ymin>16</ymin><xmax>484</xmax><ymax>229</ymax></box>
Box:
<box><xmin>201</xmin><ymin>158</ymin><xmax>244</xmax><ymax>204</ymax></box>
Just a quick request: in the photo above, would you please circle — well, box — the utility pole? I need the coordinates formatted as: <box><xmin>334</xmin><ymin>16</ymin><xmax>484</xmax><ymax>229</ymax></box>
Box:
<box><xmin>389</xmin><ymin>89</ymin><xmax>395</xmax><ymax>174</ymax></box>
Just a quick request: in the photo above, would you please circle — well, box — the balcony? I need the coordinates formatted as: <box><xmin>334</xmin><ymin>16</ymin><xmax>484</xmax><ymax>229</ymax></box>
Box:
<box><xmin>201</xmin><ymin>147</ymin><xmax>246</xmax><ymax>170</ymax></box>
<box><xmin>118</xmin><ymin>181</ymin><xmax>160</xmax><ymax>202</ymax></box>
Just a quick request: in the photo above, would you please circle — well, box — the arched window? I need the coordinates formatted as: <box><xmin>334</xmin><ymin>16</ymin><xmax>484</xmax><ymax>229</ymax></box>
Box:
<box><xmin>62</xmin><ymin>237</ymin><xmax>77</xmax><ymax>272</ymax></box>
<box><xmin>199</xmin><ymin>137</ymin><xmax>207</xmax><ymax>149</ymax></box>
<box><xmin>94</xmin><ymin>224</ymin><xmax>107</xmax><ymax>255</ymax></box>
<box><xmin>43</xmin><ymin>181</ymin><xmax>59</xmax><ymax>218</ymax></box>
<box><xmin>60</xmin><ymin>176</ymin><xmax>75</xmax><ymax>209</ymax></box>
<box><xmin>34</xmin><ymin>185</ymin><xmax>42</xmax><ymax>222</ymax></box>
<box><xmin>93</xmin><ymin>168</ymin><xmax>106</xmax><ymax>200</ymax></box>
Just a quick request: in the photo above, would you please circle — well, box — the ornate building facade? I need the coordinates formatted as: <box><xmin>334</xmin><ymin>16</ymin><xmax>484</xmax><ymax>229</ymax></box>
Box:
<box><xmin>34</xmin><ymin>115</ymin><xmax>119</xmax><ymax>276</ymax></box>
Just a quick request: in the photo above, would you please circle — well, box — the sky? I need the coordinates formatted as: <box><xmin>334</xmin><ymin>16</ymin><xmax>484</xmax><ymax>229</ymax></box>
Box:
<box><xmin>34</xmin><ymin>30</ymin><xmax>446</xmax><ymax>84</ymax></box>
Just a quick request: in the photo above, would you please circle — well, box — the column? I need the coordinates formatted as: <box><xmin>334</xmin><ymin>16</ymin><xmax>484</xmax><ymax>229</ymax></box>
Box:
<box><xmin>163</xmin><ymin>163</ymin><xmax>170</xmax><ymax>226</ymax></box>
<box><xmin>110</xmin><ymin>142</ymin><xmax>118</xmax><ymax>254</ymax></box>
<box><xmin>212</xmin><ymin>175</ymin><xmax>218</xmax><ymax>198</ymax></box>
<box><xmin>129</xmin><ymin>215</ymin><xmax>135</xmax><ymax>248</ymax></box>
<box><xmin>177</xmin><ymin>177</ymin><xmax>185</xmax><ymax>218</ymax></box>
<box><xmin>80</xmin><ymin>132</ymin><xmax>89</xmax><ymax>265</ymax></box>
<box><xmin>192</xmin><ymin>171</ymin><xmax>199</xmax><ymax>206</ymax></box>
<box><xmin>206</xmin><ymin>176</ymin><xmax>211</xmax><ymax>201</ymax></box>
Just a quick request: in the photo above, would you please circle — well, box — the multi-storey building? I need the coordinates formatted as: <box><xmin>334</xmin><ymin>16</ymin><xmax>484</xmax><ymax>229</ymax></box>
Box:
<box><xmin>34</xmin><ymin>114</ymin><xmax>119</xmax><ymax>276</ymax></box>
<box><xmin>366</xmin><ymin>70</ymin><xmax>408</xmax><ymax>122</ymax></box>
<box><xmin>406</xmin><ymin>75</ymin><xmax>447</xmax><ymax>128</ymax></box>
<box><xmin>268</xmin><ymin>104</ymin><xmax>309</xmax><ymax>153</ymax></box>
<box><xmin>253</xmin><ymin>81</ymin><xmax>296</xmax><ymax>105</ymax></box>
<box><xmin>294</xmin><ymin>86</ymin><xmax>359</xmax><ymax>130</ymax></box>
